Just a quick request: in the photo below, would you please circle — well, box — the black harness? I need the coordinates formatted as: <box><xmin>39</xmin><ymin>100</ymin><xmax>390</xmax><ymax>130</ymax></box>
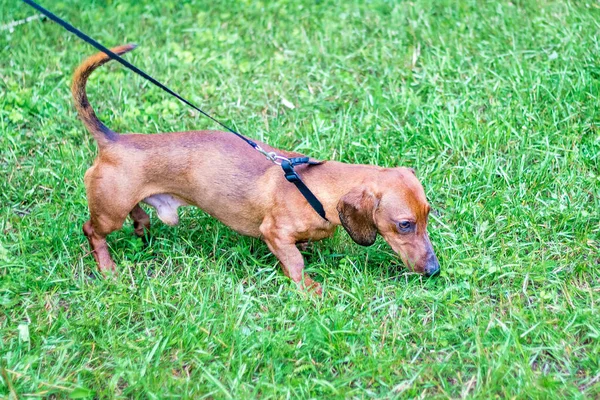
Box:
<box><xmin>281</xmin><ymin>158</ymin><xmax>327</xmax><ymax>220</ymax></box>
<box><xmin>22</xmin><ymin>0</ymin><xmax>329</xmax><ymax>221</ymax></box>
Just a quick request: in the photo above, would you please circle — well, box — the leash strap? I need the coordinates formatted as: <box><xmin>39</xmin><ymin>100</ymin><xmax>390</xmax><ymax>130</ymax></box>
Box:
<box><xmin>21</xmin><ymin>0</ymin><xmax>252</xmax><ymax>146</ymax></box>
<box><xmin>21</xmin><ymin>0</ymin><xmax>329</xmax><ymax>221</ymax></box>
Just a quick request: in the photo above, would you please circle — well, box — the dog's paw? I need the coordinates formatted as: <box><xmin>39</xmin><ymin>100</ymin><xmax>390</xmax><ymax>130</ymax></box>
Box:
<box><xmin>302</xmin><ymin>278</ymin><xmax>323</xmax><ymax>297</ymax></box>
<box><xmin>296</xmin><ymin>241</ymin><xmax>311</xmax><ymax>252</ymax></box>
<box><xmin>312</xmin><ymin>282</ymin><xmax>323</xmax><ymax>296</ymax></box>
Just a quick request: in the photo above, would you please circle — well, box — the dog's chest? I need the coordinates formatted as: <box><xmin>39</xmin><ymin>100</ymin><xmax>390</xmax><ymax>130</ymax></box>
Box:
<box><xmin>296</xmin><ymin>222</ymin><xmax>337</xmax><ymax>242</ymax></box>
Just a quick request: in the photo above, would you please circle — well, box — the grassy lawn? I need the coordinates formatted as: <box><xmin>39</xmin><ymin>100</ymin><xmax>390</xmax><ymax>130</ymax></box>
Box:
<box><xmin>1</xmin><ymin>0</ymin><xmax>599</xmax><ymax>397</ymax></box>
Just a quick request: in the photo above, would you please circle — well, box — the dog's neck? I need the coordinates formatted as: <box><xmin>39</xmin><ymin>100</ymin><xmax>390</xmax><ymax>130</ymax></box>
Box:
<box><xmin>305</xmin><ymin>161</ymin><xmax>381</xmax><ymax>225</ymax></box>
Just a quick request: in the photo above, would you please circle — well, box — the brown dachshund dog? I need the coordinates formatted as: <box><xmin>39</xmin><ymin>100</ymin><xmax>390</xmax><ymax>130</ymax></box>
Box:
<box><xmin>75</xmin><ymin>44</ymin><xmax>440</xmax><ymax>294</ymax></box>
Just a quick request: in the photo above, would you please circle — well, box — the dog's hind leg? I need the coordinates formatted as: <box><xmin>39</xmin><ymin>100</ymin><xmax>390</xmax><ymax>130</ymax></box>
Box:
<box><xmin>82</xmin><ymin>166</ymin><xmax>137</xmax><ymax>275</ymax></box>
<box><xmin>83</xmin><ymin>219</ymin><xmax>118</xmax><ymax>274</ymax></box>
<box><xmin>130</xmin><ymin>204</ymin><xmax>151</xmax><ymax>241</ymax></box>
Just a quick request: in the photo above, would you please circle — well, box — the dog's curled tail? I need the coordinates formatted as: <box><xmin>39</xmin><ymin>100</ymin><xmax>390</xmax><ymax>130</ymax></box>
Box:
<box><xmin>72</xmin><ymin>44</ymin><xmax>137</xmax><ymax>146</ymax></box>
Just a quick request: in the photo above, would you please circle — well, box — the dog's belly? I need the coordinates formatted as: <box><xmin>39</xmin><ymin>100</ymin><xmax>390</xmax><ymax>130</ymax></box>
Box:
<box><xmin>186</xmin><ymin>191</ymin><xmax>265</xmax><ymax>237</ymax></box>
<box><xmin>142</xmin><ymin>191</ymin><xmax>264</xmax><ymax>238</ymax></box>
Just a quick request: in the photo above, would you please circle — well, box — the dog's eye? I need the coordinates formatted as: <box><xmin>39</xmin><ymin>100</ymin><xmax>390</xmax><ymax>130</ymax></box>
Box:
<box><xmin>396</xmin><ymin>220</ymin><xmax>413</xmax><ymax>233</ymax></box>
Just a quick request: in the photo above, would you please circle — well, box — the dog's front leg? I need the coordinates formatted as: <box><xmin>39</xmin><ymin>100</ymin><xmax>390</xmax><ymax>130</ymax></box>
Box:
<box><xmin>262</xmin><ymin>234</ymin><xmax>322</xmax><ymax>295</ymax></box>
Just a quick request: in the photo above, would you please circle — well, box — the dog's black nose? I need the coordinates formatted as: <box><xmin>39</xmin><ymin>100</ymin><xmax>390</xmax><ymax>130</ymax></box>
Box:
<box><xmin>424</xmin><ymin>255</ymin><xmax>440</xmax><ymax>277</ymax></box>
<box><xmin>425</xmin><ymin>266</ymin><xmax>440</xmax><ymax>277</ymax></box>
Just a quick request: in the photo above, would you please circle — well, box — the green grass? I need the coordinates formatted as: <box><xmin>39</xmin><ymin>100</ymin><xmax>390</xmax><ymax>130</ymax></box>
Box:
<box><xmin>1</xmin><ymin>0</ymin><xmax>599</xmax><ymax>397</ymax></box>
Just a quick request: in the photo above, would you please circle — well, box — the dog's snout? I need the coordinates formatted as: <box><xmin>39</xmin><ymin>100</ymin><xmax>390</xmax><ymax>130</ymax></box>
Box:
<box><xmin>424</xmin><ymin>253</ymin><xmax>440</xmax><ymax>277</ymax></box>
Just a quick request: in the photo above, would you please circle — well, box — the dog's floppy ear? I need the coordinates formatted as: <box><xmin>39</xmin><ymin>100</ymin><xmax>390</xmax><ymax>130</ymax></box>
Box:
<box><xmin>337</xmin><ymin>187</ymin><xmax>379</xmax><ymax>246</ymax></box>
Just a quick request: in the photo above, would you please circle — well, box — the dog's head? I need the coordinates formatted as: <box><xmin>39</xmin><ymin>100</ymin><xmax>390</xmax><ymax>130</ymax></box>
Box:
<box><xmin>336</xmin><ymin>167</ymin><xmax>440</xmax><ymax>276</ymax></box>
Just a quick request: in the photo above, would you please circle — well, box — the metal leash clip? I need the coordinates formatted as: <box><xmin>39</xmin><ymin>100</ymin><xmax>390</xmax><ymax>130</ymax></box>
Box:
<box><xmin>255</xmin><ymin>145</ymin><xmax>290</xmax><ymax>166</ymax></box>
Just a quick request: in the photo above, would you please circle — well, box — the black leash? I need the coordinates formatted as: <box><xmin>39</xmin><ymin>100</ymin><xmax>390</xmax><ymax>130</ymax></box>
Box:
<box><xmin>21</xmin><ymin>0</ymin><xmax>329</xmax><ymax>221</ymax></box>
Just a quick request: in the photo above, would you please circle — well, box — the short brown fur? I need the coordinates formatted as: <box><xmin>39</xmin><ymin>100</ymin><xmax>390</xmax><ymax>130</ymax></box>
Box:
<box><xmin>75</xmin><ymin>45</ymin><xmax>440</xmax><ymax>294</ymax></box>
